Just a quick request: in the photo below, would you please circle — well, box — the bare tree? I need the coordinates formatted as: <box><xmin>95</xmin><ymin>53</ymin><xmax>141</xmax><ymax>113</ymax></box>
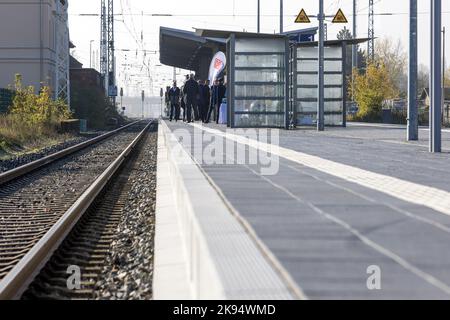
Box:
<box><xmin>417</xmin><ymin>64</ymin><xmax>429</xmax><ymax>94</ymax></box>
<box><xmin>375</xmin><ymin>38</ymin><xmax>408</xmax><ymax>96</ymax></box>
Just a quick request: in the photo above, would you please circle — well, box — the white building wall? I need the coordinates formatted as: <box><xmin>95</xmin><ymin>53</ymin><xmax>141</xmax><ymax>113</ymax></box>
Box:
<box><xmin>0</xmin><ymin>0</ymin><xmax>69</xmax><ymax>103</ymax></box>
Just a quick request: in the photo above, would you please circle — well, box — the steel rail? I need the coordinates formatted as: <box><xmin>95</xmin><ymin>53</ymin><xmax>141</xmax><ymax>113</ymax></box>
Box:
<box><xmin>0</xmin><ymin>120</ymin><xmax>142</xmax><ymax>186</ymax></box>
<box><xmin>0</xmin><ymin>120</ymin><xmax>155</xmax><ymax>300</ymax></box>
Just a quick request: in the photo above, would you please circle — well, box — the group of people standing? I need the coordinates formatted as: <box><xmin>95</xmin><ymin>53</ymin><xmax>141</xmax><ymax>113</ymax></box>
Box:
<box><xmin>166</xmin><ymin>74</ymin><xmax>226</xmax><ymax>124</ymax></box>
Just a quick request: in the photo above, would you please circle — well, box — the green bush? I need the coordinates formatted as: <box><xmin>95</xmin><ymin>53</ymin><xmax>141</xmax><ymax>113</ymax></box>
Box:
<box><xmin>0</xmin><ymin>74</ymin><xmax>72</xmax><ymax>155</ymax></box>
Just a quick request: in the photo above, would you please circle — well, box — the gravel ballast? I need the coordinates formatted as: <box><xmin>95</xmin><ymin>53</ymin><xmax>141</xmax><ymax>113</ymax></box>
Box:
<box><xmin>0</xmin><ymin>134</ymin><xmax>103</xmax><ymax>173</ymax></box>
<box><xmin>95</xmin><ymin>129</ymin><xmax>158</xmax><ymax>300</ymax></box>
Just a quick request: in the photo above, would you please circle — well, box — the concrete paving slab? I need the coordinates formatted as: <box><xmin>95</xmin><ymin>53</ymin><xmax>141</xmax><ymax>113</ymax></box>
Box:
<box><xmin>164</xmin><ymin>120</ymin><xmax>450</xmax><ymax>299</ymax></box>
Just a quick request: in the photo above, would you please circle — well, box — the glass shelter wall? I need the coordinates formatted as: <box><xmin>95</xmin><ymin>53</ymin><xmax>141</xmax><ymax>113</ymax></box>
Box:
<box><xmin>290</xmin><ymin>45</ymin><xmax>346</xmax><ymax>127</ymax></box>
<box><xmin>228</xmin><ymin>37</ymin><xmax>288</xmax><ymax>128</ymax></box>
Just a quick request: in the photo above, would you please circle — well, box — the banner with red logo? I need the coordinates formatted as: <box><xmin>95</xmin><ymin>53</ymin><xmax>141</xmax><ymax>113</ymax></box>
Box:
<box><xmin>208</xmin><ymin>51</ymin><xmax>226</xmax><ymax>83</ymax></box>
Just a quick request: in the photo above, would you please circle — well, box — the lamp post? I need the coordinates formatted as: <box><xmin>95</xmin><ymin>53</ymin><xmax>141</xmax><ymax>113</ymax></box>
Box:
<box><xmin>89</xmin><ymin>40</ymin><xmax>94</xmax><ymax>68</ymax></box>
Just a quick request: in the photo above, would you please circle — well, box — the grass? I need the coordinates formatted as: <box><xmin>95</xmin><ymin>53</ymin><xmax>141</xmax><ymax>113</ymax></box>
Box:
<box><xmin>0</xmin><ymin>114</ymin><xmax>74</xmax><ymax>160</ymax></box>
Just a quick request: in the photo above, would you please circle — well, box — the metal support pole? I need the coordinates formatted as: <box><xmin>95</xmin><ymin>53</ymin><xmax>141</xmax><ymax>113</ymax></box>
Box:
<box><xmin>90</xmin><ymin>40</ymin><xmax>94</xmax><ymax>68</ymax></box>
<box><xmin>280</xmin><ymin>0</ymin><xmax>283</xmax><ymax>33</ymax></box>
<box><xmin>141</xmin><ymin>90</ymin><xmax>145</xmax><ymax>119</ymax></box>
<box><xmin>430</xmin><ymin>0</ymin><xmax>442</xmax><ymax>153</ymax></box>
<box><xmin>342</xmin><ymin>42</ymin><xmax>348</xmax><ymax>128</ymax></box>
<box><xmin>408</xmin><ymin>0</ymin><xmax>418</xmax><ymax>141</ymax></box>
<box><xmin>352</xmin><ymin>0</ymin><xmax>357</xmax><ymax>70</ymax></box>
<box><xmin>39</xmin><ymin>0</ymin><xmax>44</xmax><ymax>87</ymax></box>
<box><xmin>443</xmin><ymin>27</ymin><xmax>446</xmax><ymax>126</ymax></box>
<box><xmin>317</xmin><ymin>0</ymin><xmax>325</xmax><ymax>131</ymax></box>
<box><xmin>257</xmin><ymin>0</ymin><xmax>260</xmax><ymax>33</ymax></box>
<box><xmin>443</xmin><ymin>27</ymin><xmax>446</xmax><ymax>89</ymax></box>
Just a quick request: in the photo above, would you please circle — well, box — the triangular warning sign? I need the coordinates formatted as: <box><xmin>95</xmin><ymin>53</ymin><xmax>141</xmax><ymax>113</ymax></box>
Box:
<box><xmin>295</xmin><ymin>9</ymin><xmax>311</xmax><ymax>23</ymax></box>
<box><xmin>332</xmin><ymin>9</ymin><xmax>348</xmax><ymax>23</ymax></box>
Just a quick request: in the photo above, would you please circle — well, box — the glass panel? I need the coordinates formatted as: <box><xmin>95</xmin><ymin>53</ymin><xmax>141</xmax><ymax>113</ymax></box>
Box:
<box><xmin>324</xmin><ymin>87</ymin><xmax>343</xmax><ymax>99</ymax></box>
<box><xmin>235</xmin><ymin>38</ymin><xmax>285</xmax><ymax>53</ymax></box>
<box><xmin>296</xmin><ymin>101</ymin><xmax>343</xmax><ymax>113</ymax></box>
<box><xmin>235</xmin><ymin>54</ymin><xmax>284</xmax><ymax>68</ymax></box>
<box><xmin>297</xmin><ymin>46</ymin><xmax>342</xmax><ymax>59</ymax></box>
<box><xmin>297</xmin><ymin>113</ymin><xmax>316</xmax><ymax>126</ymax></box>
<box><xmin>236</xmin><ymin>69</ymin><xmax>284</xmax><ymax>82</ymax></box>
<box><xmin>325</xmin><ymin>114</ymin><xmax>344</xmax><ymax>125</ymax></box>
<box><xmin>297</xmin><ymin>60</ymin><xmax>342</xmax><ymax>72</ymax></box>
<box><xmin>325</xmin><ymin>74</ymin><xmax>342</xmax><ymax>85</ymax></box>
<box><xmin>296</xmin><ymin>113</ymin><xmax>343</xmax><ymax>126</ymax></box>
<box><xmin>234</xmin><ymin>99</ymin><xmax>284</xmax><ymax>113</ymax></box>
<box><xmin>297</xmin><ymin>74</ymin><xmax>316</xmax><ymax>85</ymax></box>
<box><xmin>296</xmin><ymin>74</ymin><xmax>342</xmax><ymax>86</ymax></box>
<box><xmin>297</xmin><ymin>87</ymin><xmax>317</xmax><ymax>99</ymax></box>
<box><xmin>235</xmin><ymin>114</ymin><xmax>285</xmax><ymax>127</ymax></box>
<box><xmin>297</xmin><ymin>47</ymin><xmax>317</xmax><ymax>59</ymax></box>
<box><xmin>235</xmin><ymin>84</ymin><xmax>285</xmax><ymax>98</ymax></box>
<box><xmin>325</xmin><ymin>60</ymin><xmax>342</xmax><ymax>72</ymax></box>
<box><xmin>297</xmin><ymin>60</ymin><xmax>316</xmax><ymax>72</ymax></box>
<box><xmin>325</xmin><ymin>101</ymin><xmax>343</xmax><ymax>112</ymax></box>
<box><xmin>297</xmin><ymin>88</ymin><xmax>342</xmax><ymax>99</ymax></box>
<box><xmin>324</xmin><ymin>47</ymin><xmax>342</xmax><ymax>58</ymax></box>
<box><xmin>297</xmin><ymin>101</ymin><xmax>316</xmax><ymax>113</ymax></box>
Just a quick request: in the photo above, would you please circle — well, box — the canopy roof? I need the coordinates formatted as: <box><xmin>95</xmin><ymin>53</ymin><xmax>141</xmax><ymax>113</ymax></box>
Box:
<box><xmin>159</xmin><ymin>27</ymin><xmax>225</xmax><ymax>72</ymax></box>
<box><xmin>159</xmin><ymin>26</ymin><xmax>368</xmax><ymax>77</ymax></box>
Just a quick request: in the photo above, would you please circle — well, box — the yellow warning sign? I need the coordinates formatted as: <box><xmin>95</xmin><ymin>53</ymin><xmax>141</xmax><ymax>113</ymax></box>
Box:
<box><xmin>332</xmin><ymin>9</ymin><xmax>348</xmax><ymax>23</ymax></box>
<box><xmin>295</xmin><ymin>9</ymin><xmax>311</xmax><ymax>23</ymax></box>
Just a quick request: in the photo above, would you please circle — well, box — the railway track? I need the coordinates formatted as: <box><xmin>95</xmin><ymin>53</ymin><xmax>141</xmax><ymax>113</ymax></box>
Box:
<box><xmin>0</xmin><ymin>120</ymin><xmax>156</xmax><ymax>299</ymax></box>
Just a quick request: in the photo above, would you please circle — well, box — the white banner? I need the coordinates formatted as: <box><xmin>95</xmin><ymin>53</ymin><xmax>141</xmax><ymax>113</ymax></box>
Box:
<box><xmin>208</xmin><ymin>51</ymin><xmax>226</xmax><ymax>83</ymax></box>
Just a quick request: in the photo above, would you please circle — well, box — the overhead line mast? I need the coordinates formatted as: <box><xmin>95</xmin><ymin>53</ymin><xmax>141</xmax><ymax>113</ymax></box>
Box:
<box><xmin>368</xmin><ymin>0</ymin><xmax>375</xmax><ymax>61</ymax></box>
<box><xmin>100</xmin><ymin>0</ymin><xmax>116</xmax><ymax>104</ymax></box>
<box><xmin>100</xmin><ymin>0</ymin><xmax>107</xmax><ymax>87</ymax></box>
<box><xmin>107</xmin><ymin>0</ymin><xmax>116</xmax><ymax>105</ymax></box>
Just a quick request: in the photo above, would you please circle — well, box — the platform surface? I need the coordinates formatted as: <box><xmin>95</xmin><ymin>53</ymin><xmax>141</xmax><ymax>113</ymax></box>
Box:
<box><xmin>164</xmin><ymin>120</ymin><xmax>450</xmax><ymax>299</ymax></box>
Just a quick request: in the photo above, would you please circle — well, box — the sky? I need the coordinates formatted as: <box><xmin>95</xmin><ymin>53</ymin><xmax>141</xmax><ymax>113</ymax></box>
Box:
<box><xmin>68</xmin><ymin>0</ymin><xmax>450</xmax><ymax>99</ymax></box>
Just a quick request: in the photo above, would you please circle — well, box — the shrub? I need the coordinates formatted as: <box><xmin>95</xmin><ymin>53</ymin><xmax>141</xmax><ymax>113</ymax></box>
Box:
<box><xmin>0</xmin><ymin>75</ymin><xmax>72</xmax><ymax>154</ymax></box>
<box><xmin>349</xmin><ymin>62</ymin><xmax>398</xmax><ymax>122</ymax></box>
<box><xmin>9</xmin><ymin>74</ymin><xmax>71</xmax><ymax>127</ymax></box>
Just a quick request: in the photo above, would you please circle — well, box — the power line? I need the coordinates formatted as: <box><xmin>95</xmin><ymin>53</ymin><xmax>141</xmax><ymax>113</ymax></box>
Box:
<box><xmin>72</xmin><ymin>11</ymin><xmax>450</xmax><ymax>18</ymax></box>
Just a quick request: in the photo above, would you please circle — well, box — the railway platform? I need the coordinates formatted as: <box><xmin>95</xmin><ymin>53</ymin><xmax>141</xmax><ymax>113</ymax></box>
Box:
<box><xmin>155</xmin><ymin>120</ymin><xmax>450</xmax><ymax>300</ymax></box>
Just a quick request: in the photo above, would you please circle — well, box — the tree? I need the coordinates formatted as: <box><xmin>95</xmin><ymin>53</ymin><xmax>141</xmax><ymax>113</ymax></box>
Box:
<box><xmin>337</xmin><ymin>26</ymin><xmax>352</xmax><ymax>40</ymax></box>
<box><xmin>418</xmin><ymin>64</ymin><xmax>429</xmax><ymax>94</ymax></box>
<box><xmin>337</xmin><ymin>27</ymin><xmax>366</xmax><ymax>99</ymax></box>
<box><xmin>349</xmin><ymin>62</ymin><xmax>397</xmax><ymax>122</ymax></box>
<box><xmin>375</xmin><ymin>38</ymin><xmax>407</xmax><ymax>96</ymax></box>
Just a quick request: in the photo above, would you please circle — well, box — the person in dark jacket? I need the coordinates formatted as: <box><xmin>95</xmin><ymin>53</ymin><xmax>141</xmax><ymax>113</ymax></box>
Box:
<box><xmin>164</xmin><ymin>86</ymin><xmax>171</xmax><ymax>117</ymax></box>
<box><xmin>197</xmin><ymin>80</ymin><xmax>211</xmax><ymax>123</ymax></box>
<box><xmin>206</xmin><ymin>79</ymin><xmax>226</xmax><ymax>124</ymax></box>
<box><xmin>183</xmin><ymin>74</ymin><xmax>199</xmax><ymax>123</ymax></box>
<box><xmin>168</xmin><ymin>81</ymin><xmax>181</xmax><ymax>121</ymax></box>
<box><xmin>205</xmin><ymin>80</ymin><xmax>218</xmax><ymax>123</ymax></box>
<box><xmin>179</xmin><ymin>85</ymin><xmax>186</xmax><ymax>122</ymax></box>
